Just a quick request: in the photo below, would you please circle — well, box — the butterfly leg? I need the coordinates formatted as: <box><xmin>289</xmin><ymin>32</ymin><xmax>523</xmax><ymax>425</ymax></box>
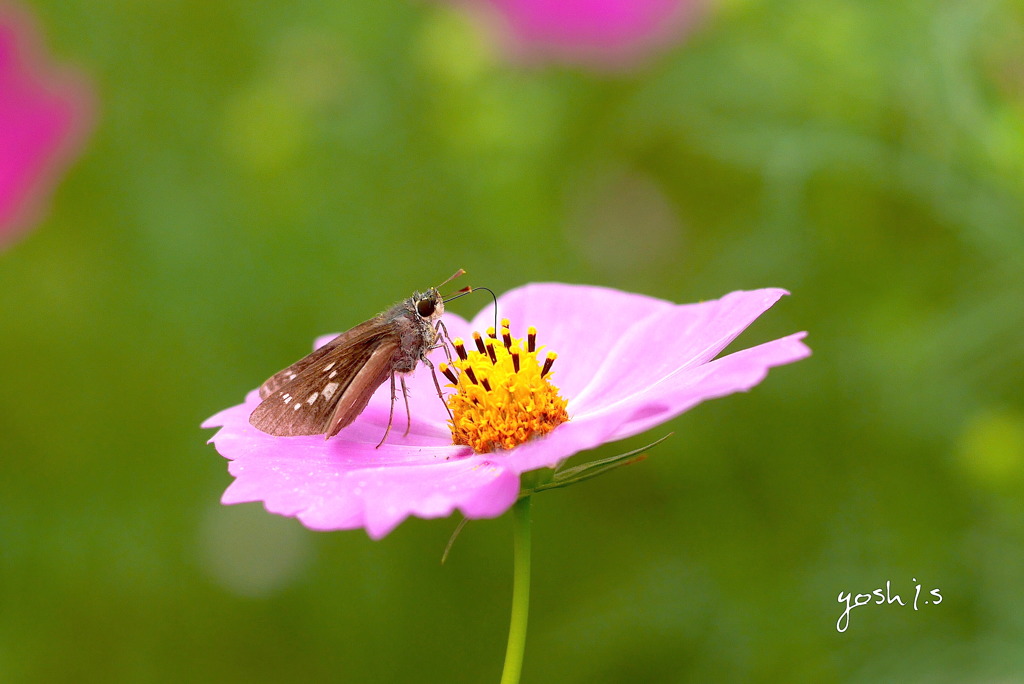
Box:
<box><xmin>434</xmin><ymin>320</ymin><xmax>454</xmax><ymax>364</ymax></box>
<box><xmin>400</xmin><ymin>375</ymin><xmax>412</xmax><ymax>437</ymax></box>
<box><xmin>376</xmin><ymin>372</ymin><xmax>397</xmax><ymax>449</ymax></box>
<box><xmin>422</xmin><ymin>356</ymin><xmax>454</xmax><ymax>423</ymax></box>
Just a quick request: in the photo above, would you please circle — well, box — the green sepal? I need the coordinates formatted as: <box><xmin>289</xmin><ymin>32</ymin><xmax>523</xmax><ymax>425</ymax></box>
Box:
<box><xmin>524</xmin><ymin>432</ymin><xmax>673</xmax><ymax>496</ymax></box>
<box><xmin>445</xmin><ymin>433</ymin><xmax>673</xmax><ymax>562</ymax></box>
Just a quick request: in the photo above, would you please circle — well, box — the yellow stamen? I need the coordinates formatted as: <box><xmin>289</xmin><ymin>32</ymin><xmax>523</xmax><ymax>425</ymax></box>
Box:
<box><xmin>443</xmin><ymin>322</ymin><xmax>569</xmax><ymax>453</ymax></box>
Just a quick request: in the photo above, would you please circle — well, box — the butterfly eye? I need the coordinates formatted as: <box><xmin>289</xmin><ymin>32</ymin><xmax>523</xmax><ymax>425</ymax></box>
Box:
<box><xmin>416</xmin><ymin>297</ymin><xmax>436</xmax><ymax>318</ymax></box>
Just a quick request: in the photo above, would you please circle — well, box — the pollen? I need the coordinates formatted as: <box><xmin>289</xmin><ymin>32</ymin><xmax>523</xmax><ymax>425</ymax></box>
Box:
<box><xmin>440</xmin><ymin>321</ymin><xmax>569</xmax><ymax>454</ymax></box>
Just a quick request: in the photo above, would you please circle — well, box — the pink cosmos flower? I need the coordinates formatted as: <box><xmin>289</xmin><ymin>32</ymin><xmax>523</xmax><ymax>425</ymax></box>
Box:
<box><xmin>203</xmin><ymin>284</ymin><xmax>810</xmax><ymax>538</ymax></box>
<box><xmin>0</xmin><ymin>3</ymin><xmax>94</xmax><ymax>248</ymax></box>
<box><xmin>459</xmin><ymin>0</ymin><xmax>705</xmax><ymax>68</ymax></box>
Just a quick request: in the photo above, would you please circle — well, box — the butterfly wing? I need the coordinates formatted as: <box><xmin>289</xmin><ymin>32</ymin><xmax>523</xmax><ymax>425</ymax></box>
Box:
<box><xmin>258</xmin><ymin>320</ymin><xmax>380</xmax><ymax>400</ymax></box>
<box><xmin>323</xmin><ymin>342</ymin><xmax>399</xmax><ymax>438</ymax></box>
<box><xmin>249</xmin><ymin>322</ymin><xmax>399</xmax><ymax>437</ymax></box>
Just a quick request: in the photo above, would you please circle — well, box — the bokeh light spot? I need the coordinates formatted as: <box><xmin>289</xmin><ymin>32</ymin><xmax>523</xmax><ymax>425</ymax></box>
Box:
<box><xmin>565</xmin><ymin>168</ymin><xmax>684</xmax><ymax>276</ymax></box>
<box><xmin>197</xmin><ymin>503</ymin><xmax>314</xmax><ymax>598</ymax></box>
<box><xmin>956</xmin><ymin>407</ymin><xmax>1024</xmax><ymax>492</ymax></box>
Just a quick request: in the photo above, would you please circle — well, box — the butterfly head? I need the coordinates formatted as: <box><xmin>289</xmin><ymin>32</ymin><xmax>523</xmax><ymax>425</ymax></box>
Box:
<box><xmin>413</xmin><ymin>288</ymin><xmax>444</xmax><ymax>323</ymax></box>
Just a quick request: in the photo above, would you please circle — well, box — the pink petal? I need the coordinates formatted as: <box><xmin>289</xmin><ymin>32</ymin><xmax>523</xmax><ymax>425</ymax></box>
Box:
<box><xmin>0</xmin><ymin>4</ymin><xmax>95</xmax><ymax>247</ymax></box>
<box><xmin>224</xmin><ymin>451</ymin><xmax>519</xmax><ymax>539</ymax></box>
<box><xmin>467</xmin><ymin>0</ymin><xmax>705</xmax><ymax>68</ymax></box>
<box><xmin>494</xmin><ymin>332</ymin><xmax>810</xmax><ymax>474</ymax></box>
<box><xmin>206</xmin><ymin>390</ymin><xmax>518</xmax><ymax>538</ymax></box>
<box><xmin>598</xmin><ymin>332</ymin><xmax>811</xmax><ymax>442</ymax></box>
<box><xmin>470</xmin><ymin>282</ymin><xmax>677</xmax><ymax>400</ymax></box>
<box><xmin>474</xmin><ymin>285</ymin><xmax>791</xmax><ymax>406</ymax></box>
<box><xmin>468</xmin><ymin>288</ymin><xmax>809</xmax><ymax>473</ymax></box>
<box><xmin>564</xmin><ymin>288</ymin><xmax>793</xmax><ymax>411</ymax></box>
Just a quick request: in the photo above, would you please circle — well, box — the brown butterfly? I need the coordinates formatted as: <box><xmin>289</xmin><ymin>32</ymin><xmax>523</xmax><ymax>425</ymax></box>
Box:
<box><xmin>248</xmin><ymin>270</ymin><xmax>467</xmax><ymax>447</ymax></box>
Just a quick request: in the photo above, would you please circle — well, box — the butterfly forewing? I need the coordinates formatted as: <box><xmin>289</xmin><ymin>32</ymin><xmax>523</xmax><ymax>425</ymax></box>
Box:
<box><xmin>258</xmin><ymin>320</ymin><xmax>379</xmax><ymax>400</ymax></box>
<box><xmin>249</xmin><ymin>323</ymin><xmax>400</xmax><ymax>437</ymax></box>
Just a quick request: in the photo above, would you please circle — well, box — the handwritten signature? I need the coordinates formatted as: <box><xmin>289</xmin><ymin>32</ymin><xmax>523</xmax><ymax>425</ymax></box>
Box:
<box><xmin>837</xmin><ymin>579</ymin><xmax>942</xmax><ymax>632</ymax></box>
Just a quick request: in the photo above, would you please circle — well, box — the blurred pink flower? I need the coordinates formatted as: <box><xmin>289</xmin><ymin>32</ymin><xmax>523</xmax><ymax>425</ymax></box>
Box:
<box><xmin>463</xmin><ymin>0</ymin><xmax>705</xmax><ymax>68</ymax></box>
<box><xmin>203</xmin><ymin>284</ymin><xmax>810</xmax><ymax>538</ymax></box>
<box><xmin>0</xmin><ymin>3</ymin><xmax>94</xmax><ymax>248</ymax></box>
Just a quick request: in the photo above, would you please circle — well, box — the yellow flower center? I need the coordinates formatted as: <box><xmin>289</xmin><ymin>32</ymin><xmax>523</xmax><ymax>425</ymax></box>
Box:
<box><xmin>439</xmin><ymin>319</ymin><xmax>569</xmax><ymax>454</ymax></box>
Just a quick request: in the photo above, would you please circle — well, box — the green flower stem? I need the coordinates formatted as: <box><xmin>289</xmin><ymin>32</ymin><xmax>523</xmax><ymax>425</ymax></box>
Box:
<box><xmin>500</xmin><ymin>495</ymin><xmax>532</xmax><ymax>684</ymax></box>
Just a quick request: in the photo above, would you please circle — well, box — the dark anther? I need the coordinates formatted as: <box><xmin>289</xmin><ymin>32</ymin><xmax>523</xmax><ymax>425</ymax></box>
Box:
<box><xmin>441</xmin><ymin>364</ymin><xmax>459</xmax><ymax>385</ymax></box>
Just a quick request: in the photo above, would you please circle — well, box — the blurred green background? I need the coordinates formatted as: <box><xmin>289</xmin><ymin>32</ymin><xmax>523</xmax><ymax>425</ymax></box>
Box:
<box><xmin>3</xmin><ymin>0</ymin><xmax>1024</xmax><ymax>681</ymax></box>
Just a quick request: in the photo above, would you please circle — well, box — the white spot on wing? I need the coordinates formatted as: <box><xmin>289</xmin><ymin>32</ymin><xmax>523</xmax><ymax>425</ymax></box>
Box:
<box><xmin>328</xmin><ymin>370</ymin><xmax>337</xmax><ymax>379</ymax></box>
<box><xmin>292</xmin><ymin>403</ymin><xmax>302</xmax><ymax>411</ymax></box>
<box><xmin>322</xmin><ymin>382</ymin><xmax>339</xmax><ymax>400</ymax></box>
<box><xmin>306</xmin><ymin>392</ymin><xmax>319</xmax><ymax>404</ymax></box>
<box><xmin>323</xmin><ymin>362</ymin><xmax>336</xmax><ymax>372</ymax></box>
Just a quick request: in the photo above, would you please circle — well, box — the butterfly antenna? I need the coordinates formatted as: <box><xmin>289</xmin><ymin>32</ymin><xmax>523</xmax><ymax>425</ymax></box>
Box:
<box><xmin>437</xmin><ymin>269</ymin><xmax>466</xmax><ymax>290</ymax></box>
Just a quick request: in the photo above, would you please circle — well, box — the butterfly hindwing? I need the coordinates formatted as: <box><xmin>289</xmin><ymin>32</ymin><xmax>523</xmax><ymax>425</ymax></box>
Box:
<box><xmin>324</xmin><ymin>342</ymin><xmax>400</xmax><ymax>438</ymax></box>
